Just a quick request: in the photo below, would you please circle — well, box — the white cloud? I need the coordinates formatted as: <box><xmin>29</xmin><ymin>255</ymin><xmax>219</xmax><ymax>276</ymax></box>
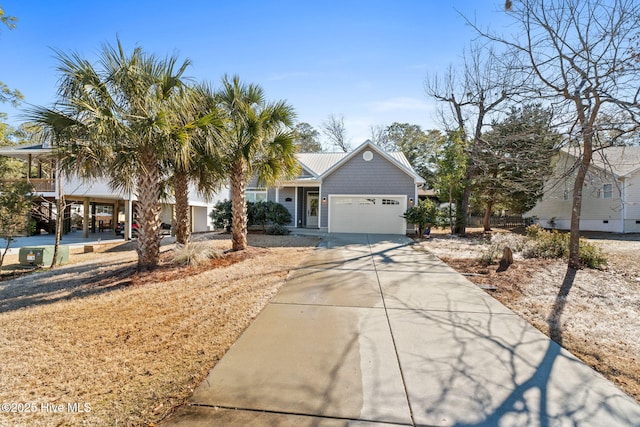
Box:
<box><xmin>367</xmin><ymin>97</ymin><xmax>432</xmax><ymax>113</ymax></box>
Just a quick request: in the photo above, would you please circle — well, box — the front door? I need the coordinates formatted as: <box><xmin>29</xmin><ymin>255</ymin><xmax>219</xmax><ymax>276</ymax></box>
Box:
<box><xmin>306</xmin><ymin>193</ymin><xmax>319</xmax><ymax>228</ymax></box>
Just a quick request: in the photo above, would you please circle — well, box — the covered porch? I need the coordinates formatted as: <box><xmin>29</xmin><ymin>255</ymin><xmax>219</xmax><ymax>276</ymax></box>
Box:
<box><xmin>274</xmin><ymin>185</ymin><xmax>321</xmax><ymax>229</ymax></box>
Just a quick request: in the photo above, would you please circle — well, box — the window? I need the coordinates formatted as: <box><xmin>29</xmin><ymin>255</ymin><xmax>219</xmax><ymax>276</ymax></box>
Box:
<box><xmin>382</xmin><ymin>199</ymin><xmax>400</xmax><ymax>205</ymax></box>
<box><xmin>246</xmin><ymin>189</ymin><xmax>267</xmax><ymax>203</ymax></box>
<box><xmin>359</xmin><ymin>198</ymin><xmax>376</xmax><ymax>205</ymax></box>
<box><xmin>336</xmin><ymin>198</ymin><xmax>352</xmax><ymax>205</ymax></box>
<box><xmin>563</xmin><ymin>189</ymin><xmax>569</xmax><ymax>201</ymax></box>
<box><xmin>602</xmin><ymin>184</ymin><xmax>613</xmax><ymax>199</ymax></box>
<box><xmin>95</xmin><ymin>205</ymin><xmax>113</xmax><ymax>215</ymax></box>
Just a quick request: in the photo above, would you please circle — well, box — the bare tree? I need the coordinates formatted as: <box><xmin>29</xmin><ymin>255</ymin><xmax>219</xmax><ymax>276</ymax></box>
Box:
<box><xmin>477</xmin><ymin>0</ymin><xmax>640</xmax><ymax>269</ymax></box>
<box><xmin>426</xmin><ymin>43</ymin><xmax>520</xmax><ymax>235</ymax></box>
<box><xmin>369</xmin><ymin>124</ymin><xmax>389</xmax><ymax>149</ymax></box>
<box><xmin>321</xmin><ymin>114</ymin><xmax>350</xmax><ymax>152</ymax></box>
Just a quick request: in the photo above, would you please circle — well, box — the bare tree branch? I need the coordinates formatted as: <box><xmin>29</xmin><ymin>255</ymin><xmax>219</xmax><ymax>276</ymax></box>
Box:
<box><xmin>321</xmin><ymin>114</ymin><xmax>350</xmax><ymax>152</ymax></box>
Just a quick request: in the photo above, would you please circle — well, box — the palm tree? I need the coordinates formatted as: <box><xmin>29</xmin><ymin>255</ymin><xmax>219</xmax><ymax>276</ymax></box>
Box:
<box><xmin>167</xmin><ymin>84</ymin><xmax>225</xmax><ymax>244</ymax></box>
<box><xmin>29</xmin><ymin>39</ymin><xmax>192</xmax><ymax>271</ymax></box>
<box><xmin>216</xmin><ymin>75</ymin><xmax>299</xmax><ymax>251</ymax></box>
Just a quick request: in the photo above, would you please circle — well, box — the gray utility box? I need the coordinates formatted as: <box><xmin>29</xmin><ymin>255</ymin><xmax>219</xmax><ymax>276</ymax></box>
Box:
<box><xmin>18</xmin><ymin>245</ymin><xmax>69</xmax><ymax>266</ymax></box>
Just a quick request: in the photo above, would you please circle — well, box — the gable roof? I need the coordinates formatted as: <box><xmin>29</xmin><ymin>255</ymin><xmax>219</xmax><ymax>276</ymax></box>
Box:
<box><xmin>296</xmin><ymin>140</ymin><xmax>425</xmax><ymax>183</ymax></box>
<box><xmin>593</xmin><ymin>146</ymin><xmax>640</xmax><ymax>176</ymax></box>
<box><xmin>563</xmin><ymin>146</ymin><xmax>640</xmax><ymax>177</ymax></box>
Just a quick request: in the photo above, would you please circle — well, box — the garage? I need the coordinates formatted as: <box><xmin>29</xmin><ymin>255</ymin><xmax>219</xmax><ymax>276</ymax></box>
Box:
<box><xmin>328</xmin><ymin>195</ymin><xmax>407</xmax><ymax>234</ymax></box>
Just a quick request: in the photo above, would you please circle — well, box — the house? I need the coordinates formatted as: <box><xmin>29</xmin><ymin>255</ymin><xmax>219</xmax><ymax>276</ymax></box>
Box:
<box><xmin>257</xmin><ymin>140</ymin><xmax>425</xmax><ymax>234</ymax></box>
<box><xmin>525</xmin><ymin>146</ymin><xmax>640</xmax><ymax>233</ymax></box>
<box><xmin>0</xmin><ymin>143</ymin><xmax>226</xmax><ymax>239</ymax></box>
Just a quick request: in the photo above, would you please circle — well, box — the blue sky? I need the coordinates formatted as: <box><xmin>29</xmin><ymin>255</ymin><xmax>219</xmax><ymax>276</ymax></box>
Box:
<box><xmin>1</xmin><ymin>1</ymin><xmax>511</xmax><ymax>147</ymax></box>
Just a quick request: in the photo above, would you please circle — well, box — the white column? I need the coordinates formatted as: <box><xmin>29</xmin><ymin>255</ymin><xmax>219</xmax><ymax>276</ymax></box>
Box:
<box><xmin>124</xmin><ymin>196</ymin><xmax>133</xmax><ymax>240</ymax></box>
<box><xmin>294</xmin><ymin>188</ymin><xmax>298</xmax><ymax>227</ymax></box>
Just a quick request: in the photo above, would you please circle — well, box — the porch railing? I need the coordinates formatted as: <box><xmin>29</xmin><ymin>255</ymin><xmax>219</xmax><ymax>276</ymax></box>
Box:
<box><xmin>1</xmin><ymin>178</ymin><xmax>56</xmax><ymax>193</ymax></box>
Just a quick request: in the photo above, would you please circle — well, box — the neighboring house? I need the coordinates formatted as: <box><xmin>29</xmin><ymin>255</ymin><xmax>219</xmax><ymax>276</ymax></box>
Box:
<box><xmin>255</xmin><ymin>140</ymin><xmax>425</xmax><ymax>234</ymax></box>
<box><xmin>526</xmin><ymin>146</ymin><xmax>640</xmax><ymax>233</ymax></box>
<box><xmin>0</xmin><ymin>143</ymin><xmax>227</xmax><ymax>239</ymax></box>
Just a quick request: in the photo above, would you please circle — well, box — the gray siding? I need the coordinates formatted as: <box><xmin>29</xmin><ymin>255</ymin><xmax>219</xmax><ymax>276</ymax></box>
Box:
<box><xmin>320</xmin><ymin>148</ymin><xmax>415</xmax><ymax>228</ymax></box>
<box><xmin>278</xmin><ymin>187</ymin><xmax>296</xmax><ymax>226</ymax></box>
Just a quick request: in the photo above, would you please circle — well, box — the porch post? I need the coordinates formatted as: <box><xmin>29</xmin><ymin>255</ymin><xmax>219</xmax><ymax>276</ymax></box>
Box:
<box><xmin>124</xmin><ymin>197</ymin><xmax>132</xmax><ymax>240</ymax></box>
<box><xmin>27</xmin><ymin>154</ymin><xmax>32</xmax><ymax>185</ymax></box>
<box><xmin>83</xmin><ymin>198</ymin><xmax>90</xmax><ymax>238</ymax></box>
<box><xmin>294</xmin><ymin>187</ymin><xmax>298</xmax><ymax>228</ymax></box>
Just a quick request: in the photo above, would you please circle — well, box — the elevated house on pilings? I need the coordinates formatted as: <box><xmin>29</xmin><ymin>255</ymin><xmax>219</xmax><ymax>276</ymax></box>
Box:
<box><xmin>0</xmin><ymin>143</ymin><xmax>225</xmax><ymax>240</ymax></box>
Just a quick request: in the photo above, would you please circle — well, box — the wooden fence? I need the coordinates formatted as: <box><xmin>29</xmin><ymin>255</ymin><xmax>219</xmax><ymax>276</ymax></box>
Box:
<box><xmin>468</xmin><ymin>215</ymin><xmax>526</xmax><ymax>228</ymax></box>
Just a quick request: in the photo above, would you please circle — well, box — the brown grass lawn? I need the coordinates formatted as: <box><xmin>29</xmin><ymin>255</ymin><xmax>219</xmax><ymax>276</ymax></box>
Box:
<box><xmin>0</xmin><ymin>233</ymin><xmax>319</xmax><ymax>427</ymax></box>
<box><xmin>420</xmin><ymin>228</ymin><xmax>640</xmax><ymax>404</ymax></box>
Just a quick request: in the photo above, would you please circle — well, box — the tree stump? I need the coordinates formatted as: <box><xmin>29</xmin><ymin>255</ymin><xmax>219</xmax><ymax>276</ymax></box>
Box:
<box><xmin>497</xmin><ymin>246</ymin><xmax>514</xmax><ymax>272</ymax></box>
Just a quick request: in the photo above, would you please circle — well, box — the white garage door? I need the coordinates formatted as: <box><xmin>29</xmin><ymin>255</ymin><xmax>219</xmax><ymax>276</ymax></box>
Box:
<box><xmin>329</xmin><ymin>196</ymin><xmax>407</xmax><ymax>234</ymax></box>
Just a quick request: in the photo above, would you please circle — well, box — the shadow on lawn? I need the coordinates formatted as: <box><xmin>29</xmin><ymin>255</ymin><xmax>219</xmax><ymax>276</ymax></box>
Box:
<box><xmin>0</xmin><ymin>258</ymin><xmax>138</xmax><ymax>313</ymax></box>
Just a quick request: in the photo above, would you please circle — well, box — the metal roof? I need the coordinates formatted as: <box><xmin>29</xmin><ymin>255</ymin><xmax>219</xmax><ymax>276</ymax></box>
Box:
<box><xmin>296</xmin><ymin>144</ymin><xmax>419</xmax><ymax>180</ymax></box>
<box><xmin>0</xmin><ymin>144</ymin><xmax>52</xmax><ymax>160</ymax></box>
<box><xmin>592</xmin><ymin>146</ymin><xmax>640</xmax><ymax>177</ymax></box>
<box><xmin>296</xmin><ymin>152</ymin><xmax>348</xmax><ymax>176</ymax></box>
<box><xmin>564</xmin><ymin>146</ymin><xmax>640</xmax><ymax>177</ymax></box>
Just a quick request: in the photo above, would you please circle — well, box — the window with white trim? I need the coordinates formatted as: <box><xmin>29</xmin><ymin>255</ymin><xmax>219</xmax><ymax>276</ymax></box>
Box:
<box><xmin>246</xmin><ymin>189</ymin><xmax>267</xmax><ymax>203</ymax></box>
<box><xmin>602</xmin><ymin>184</ymin><xmax>613</xmax><ymax>199</ymax></box>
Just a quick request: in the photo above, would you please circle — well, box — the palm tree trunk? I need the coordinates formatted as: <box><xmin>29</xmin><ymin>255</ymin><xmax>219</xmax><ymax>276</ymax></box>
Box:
<box><xmin>231</xmin><ymin>158</ymin><xmax>248</xmax><ymax>251</ymax></box>
<box><xmin>136</xmin><ymin>148</ymin><xmax>162</xmax><ymax>271</ymax></box>
<box><xmin>174</xmin><ymin>171</ymin><xmax>190</xmax><ymax>245</ymax></box>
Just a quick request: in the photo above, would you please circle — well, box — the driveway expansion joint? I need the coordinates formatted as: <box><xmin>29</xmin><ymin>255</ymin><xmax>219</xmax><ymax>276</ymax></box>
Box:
<box><xmin>189</xmin><ymin>403</ymin><xmax>415</xmax><ymax>426</ymax></box>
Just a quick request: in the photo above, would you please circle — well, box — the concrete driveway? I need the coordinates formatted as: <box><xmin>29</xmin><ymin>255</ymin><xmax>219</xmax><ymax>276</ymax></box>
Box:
<box><xmin>164</xmin><ymin>233</ymin><xmax>640</xmax><ymax>426</ymax></box>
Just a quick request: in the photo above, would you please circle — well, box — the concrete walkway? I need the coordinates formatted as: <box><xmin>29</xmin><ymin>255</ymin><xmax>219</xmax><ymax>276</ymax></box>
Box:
<box><xmin>163</xmin><ymin>233</ymin><xmax>640</xmax><ymax>426</ymax></box>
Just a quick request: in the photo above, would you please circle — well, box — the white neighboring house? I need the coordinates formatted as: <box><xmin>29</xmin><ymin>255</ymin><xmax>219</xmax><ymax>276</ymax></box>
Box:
<box><xmin>525</xmin><ymin>146</ymin><xmax>640</xmax><ymax>233</ymax></box>
<box><xmin>0</xmin><ymin>143</ymin><xmax>228</xmax><ymax>239</ymax></box>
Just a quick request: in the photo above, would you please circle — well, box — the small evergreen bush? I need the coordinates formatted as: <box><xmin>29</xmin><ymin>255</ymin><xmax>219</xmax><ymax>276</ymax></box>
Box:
<box><xmin>522</xmin><ymin>225</ymin><xmax>607</xmax><ymax>269</ymax></box>
<box><xmin>210</xmin><ymin>200</ymin><xmax>232</xmax><ymax>230</ymax></box>
<box><xmin>403</xmin><ymin>199</ymin><xmax>437</xmax><ymax>237</ymax></box>
<box><xmin>576</xmin><ymin>239</ymin><xmax>607</xmax><ymax>269</ymax></box>
<box><xmin>266</xmin><ymin>224</ymin><xmax>291</xmax><ymax>235</ymax></box>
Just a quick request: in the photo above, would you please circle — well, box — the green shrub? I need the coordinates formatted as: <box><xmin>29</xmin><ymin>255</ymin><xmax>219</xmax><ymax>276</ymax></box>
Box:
<box><xmin>523</xmin><ymin>229</ymin><xmax>568</xmax><ymax>259</ymax></box>
<box><xmin>522</xmin><ymin>226</ymin><xmax>607</xmax><ymax>269</ymax></box>
<box><xmin>210</xmin><ymin>200</ymin><xmax>232</xmax><ymax>230</ymax></box>
<box><xmin>266</xmin><ymin>224</ymin><xmax>290</xmax><ymax>235</ymax></box>
<box><xmin>525</xmin><ymin>223</ymin><xmax>544</xmax><ymax>239</ymax></box>
<box><xmin>578</xmin><ymin>239</ymin><xmax>607</xmax><ymax>269</ymax></box>
<box><xmin>269</xmin><ymin>202</ymin><xmax>292</xmax><ymax>225</ymax></box>
<box><xmin>403</xmin><ymin>199</ymin><xmax>437</xmax><ymax>237</ymax></box>
<box><xmin>172</xmin><ymin>242</ymin><xmax>224</xmax><ymax>266</ymax></box>
<box><xmin>209</xmin><ymin>200</ymin><xmax>292</xmax><ymax>231</ymax></box>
